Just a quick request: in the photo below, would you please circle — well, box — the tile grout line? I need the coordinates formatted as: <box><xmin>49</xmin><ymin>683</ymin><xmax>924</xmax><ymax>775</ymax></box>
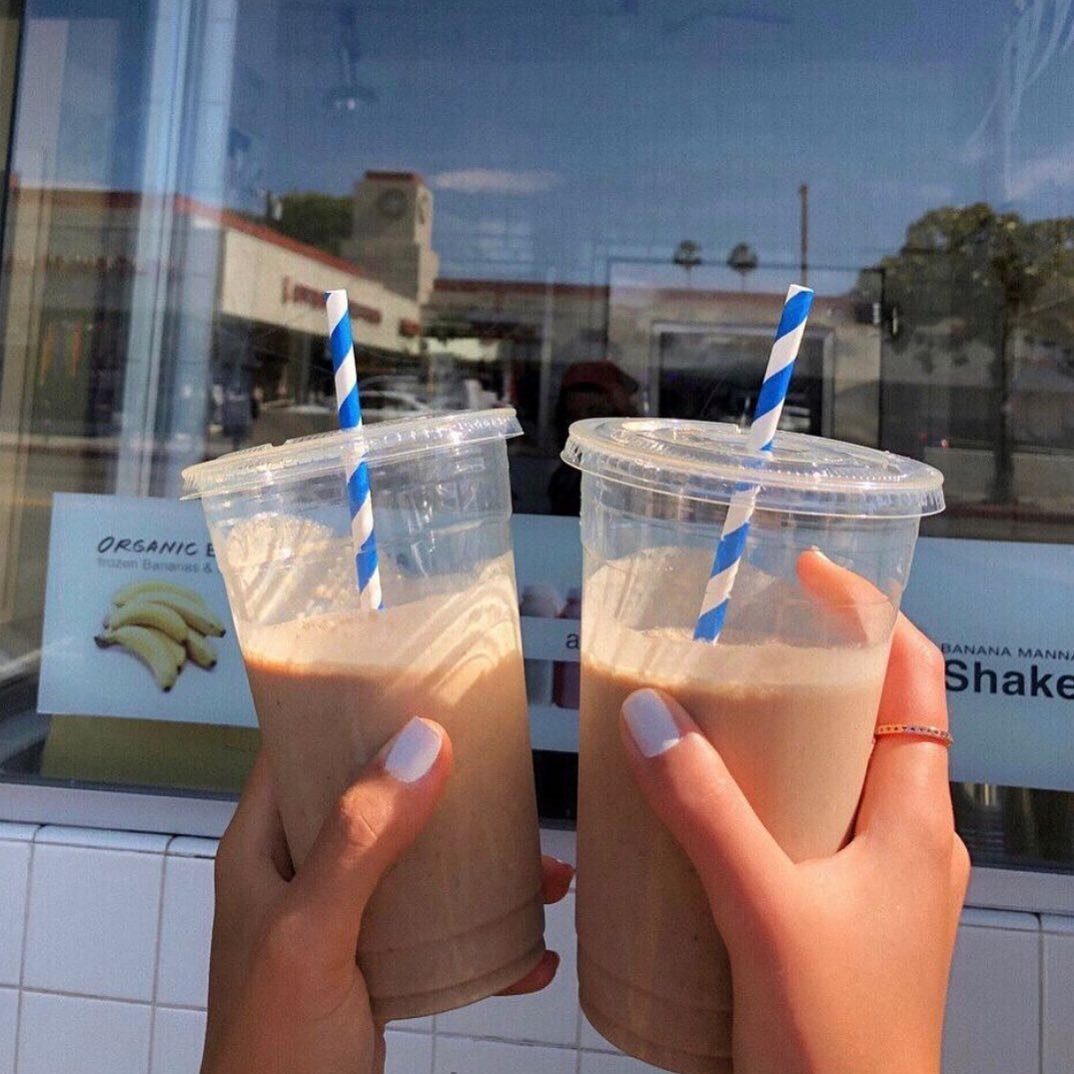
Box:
<box><xmin>146</xmin><ymin>837</ymin><xmax>176</xmax><ymax>1074</ymax></box>
<box><xmin>17</xmin><ymin>986</ymin><xmax>159</xmax><ymax>1008</ymax></box>
<box><xmin>13</xmin><ymin>826</ymin><xmax>41</xmax><ymax>1074</ymax></box>
<box><xmin>430</xmin><ymin>1028</ymin><xmax>612</xmax><ymax>1053</ymax></box>
<box><xmin>574</xmin><ymin>1003</ymin><xmax>584</xmax><ymax>1074</ymax></box>
<box><xmin>1038</xmin><ymin>915</ymin><xmax>1044</xmax><ymax>1074</ymax></box>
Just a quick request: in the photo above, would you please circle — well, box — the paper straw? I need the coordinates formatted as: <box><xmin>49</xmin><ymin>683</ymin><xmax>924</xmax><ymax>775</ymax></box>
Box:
<box><xmin>325</xmin><ymin>289</ymin><xmax>383</xmax><ymax>611</ymax></box>
<box><xmin>694</xmin><ymin>284</ymin><xmax>814</xmax><ymax>642</ymax></box>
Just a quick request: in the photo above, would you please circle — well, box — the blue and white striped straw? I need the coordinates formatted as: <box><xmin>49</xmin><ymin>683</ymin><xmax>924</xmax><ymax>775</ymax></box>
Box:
<box><xmin>325</xmin><ymin>289</ymin><xmax>383</xmax><ymax>611</ymax></box>
<box><xmin>694</xmin><ymin>284</ymin><xmax>814</xmax><ymax>642</ymax></box>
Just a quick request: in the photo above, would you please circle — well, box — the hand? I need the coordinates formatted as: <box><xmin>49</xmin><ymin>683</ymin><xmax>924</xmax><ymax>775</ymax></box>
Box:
<box><xmin>619</xmin><ymin>552</ymin><xmax>970</xmax><ymax>1074</ymax></box>
<box><xmin>202</xmin><ymin>719</ymin><xmax>573</xmax><ymax>1074</ymax></box>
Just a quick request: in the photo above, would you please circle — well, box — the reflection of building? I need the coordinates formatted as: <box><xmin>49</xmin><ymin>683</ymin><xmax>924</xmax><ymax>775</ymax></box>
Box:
<box><xmin>426</xmin><ymin>278</ymin><xmax>883</xmax><ymax>512</ymax></box>
<box><xmin>3</xmin><ymin>179</ymin><xmax>427</xmax><ymax>445</ymax></box>
<box><xmin>341</xmin><ymin>171</ymin><xmax>439</xmax><ymax>305</ymax></box>
<box><xmin>426</xmin><ymin>281</ymin><xmax>881</xmax><ymax>437</ymax></box>
<box><xmin>12</xmin><ymin>168</ymin><xmax>1071</xmax><ymax>520</ymax></box>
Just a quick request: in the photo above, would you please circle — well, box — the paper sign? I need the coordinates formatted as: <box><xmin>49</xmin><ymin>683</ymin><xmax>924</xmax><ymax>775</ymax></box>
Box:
<box><xmin>903</xmin><ymin>537</ymin><xmax>1074</xmax><ymax>793</ymax></box>
<box><xmin>510</xmin><ymin>517</ymin><xmax>1074</xmax><ymax>788</ymax></box>
<box><xmin>40</xmin><ymin>498</ymin><xmax>1070</xmax><ymax>787</ymax></box>
<box><xmin>38</xmin><ymin>494</ymin><xmax>257</xmax><ymax>727</ymax></box>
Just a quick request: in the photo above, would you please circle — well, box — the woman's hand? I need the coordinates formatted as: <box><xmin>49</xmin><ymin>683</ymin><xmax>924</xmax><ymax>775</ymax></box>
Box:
<box><xmin>620</xmin><ymin>554</ymin><xmax>970</xmax><ymax>1074</ymax></box>
<box><xmin>202</xmin><ymin>718</ymin><xmax>573</xmax><ymax>1074</ymax></box>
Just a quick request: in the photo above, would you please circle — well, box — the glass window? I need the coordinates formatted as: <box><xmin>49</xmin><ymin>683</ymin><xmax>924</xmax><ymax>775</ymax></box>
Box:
<box><xmin>1</xmin><ymin>2</ymin><xmax>1073</xmax><ymax>849</ymax></box>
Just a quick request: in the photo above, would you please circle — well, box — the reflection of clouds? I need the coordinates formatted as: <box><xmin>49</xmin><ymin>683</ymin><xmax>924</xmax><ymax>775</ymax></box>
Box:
<box><xmin>962</xmin><ymin>0</ymin><xmax>1074</xmax><ymax>175</ymax></box>
<box><xmin>432</xmin><ymin>168</ymin><xmax>559</xmax><ymax>195</ymax></box>
<box><xmin>1008</xmin><ymin>144</ymin><xmax>1074</xmax><ymax>198</ymax></box>
<box><xmin>868</xmin><ymin>179</ymin><xmax>953</xmax><ymax>205</ymax></box>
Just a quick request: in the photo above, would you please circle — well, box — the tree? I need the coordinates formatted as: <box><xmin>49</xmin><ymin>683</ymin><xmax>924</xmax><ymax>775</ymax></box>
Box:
<box><xmin>272</xmin><ymin>192</ymin><xmax>352</xmax><ymax>256</ymax></box>
<box><xmin>860</xmin><ymin>203</ymin><xmax>1074</xmax><ymax>502</ymax></box>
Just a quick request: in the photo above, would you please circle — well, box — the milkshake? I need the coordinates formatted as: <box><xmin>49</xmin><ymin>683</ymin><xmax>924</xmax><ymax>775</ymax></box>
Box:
<box><xmin>562</xmin><ymin>416</ymin><xmax>944</xmax><ymax>1073</ymax></box>
<box><xmin>182</xmin><ymin>409</ymin><xmax>546</xmax><ymax>1021</ymax></box>
<box><xmin>577</xmin><ymin>625</ymin><xmax>887</xmax><ymax>1072</ymax></box>
<box><xmin>243</xmin><ymin>559</ymin><xmax>544</xmax><ymax>1019</ymax></box>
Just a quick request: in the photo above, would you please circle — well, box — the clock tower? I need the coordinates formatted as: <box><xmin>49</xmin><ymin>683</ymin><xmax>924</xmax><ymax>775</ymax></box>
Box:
<box><xmin>342</xmin><ymin>171</ymin><xmax>439</xmax><ymax>304</ymax></box>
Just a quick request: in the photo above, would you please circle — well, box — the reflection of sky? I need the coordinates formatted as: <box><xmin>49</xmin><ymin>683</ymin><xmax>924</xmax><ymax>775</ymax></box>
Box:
<box><xmin>18</xmin><ymin>0</ymin><xmax>1074</xmax><ymax>289</ymax></box>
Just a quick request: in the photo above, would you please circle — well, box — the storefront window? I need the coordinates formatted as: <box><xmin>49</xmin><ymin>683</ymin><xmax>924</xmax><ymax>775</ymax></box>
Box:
<box><xmin>1</xmin><ymin>3</ymin><xmax>1073</xmax><ymax>839</ymax></box>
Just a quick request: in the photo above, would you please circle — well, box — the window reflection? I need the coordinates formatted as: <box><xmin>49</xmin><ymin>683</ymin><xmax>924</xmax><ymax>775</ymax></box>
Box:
<box><xmin>3</xmin><ymin>0</ymin><xmax>1074</xmax><ymax>790</ymax></box>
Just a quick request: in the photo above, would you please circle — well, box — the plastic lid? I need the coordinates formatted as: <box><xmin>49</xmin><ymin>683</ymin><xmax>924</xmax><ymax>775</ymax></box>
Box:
<box><xmin>182</xmin><ymin>408</ymin><xmax>522</xmax><ymax>499</ymax></box>
<box><xmin>562</xmin><ymin>418</ymin><xmax>944</xmax><ymax>518</ymax></box>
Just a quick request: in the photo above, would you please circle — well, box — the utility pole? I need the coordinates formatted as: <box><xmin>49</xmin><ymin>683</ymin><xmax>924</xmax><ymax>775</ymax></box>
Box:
<box><xmin>799</xmin><ymin>183</ymin><xmax>809</xmax><ymax>286</ymax></box>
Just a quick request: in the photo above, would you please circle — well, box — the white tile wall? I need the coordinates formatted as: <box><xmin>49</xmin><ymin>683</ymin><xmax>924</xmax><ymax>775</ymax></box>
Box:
<box><xmin>1042</xmin><ymin>914</ymin><xmax>1074</xmax><ymax>1074</ymax></box>
<box><xmin>23</xmin><ymin>835</ymin><xmax>165</xmax><ymax>1001</ymax></box>
<box><xmin>0</xmin><ymin>837</ymin><xmax>31</xmax><ymax>986</ymax></box>
<box><xmin>942</xmin><ymin>910</ymin><xmax>1041</xmax><ymax>1074</ymax></box>
<box><xmin>578</xmin><ymin>1051</ymin><xmax>668</xmax><ymax>1073</ymax></box>
<box><xmin>434</xmin><ymin>1036</ymin><xmax>577</xmax><ymax>1074</ymax></box>
<box><xmin>0</xmin><ymin>988</ymin><xmax>17</xmax><ymax>1074</ymax></box>
<box><xmin>384</xmin><ymin>1029</ymin><xmax>434</xmax><ymax>1074</ymax></box>
<box><xmin>0</xmin><ymin>821</ymin><xmax>1066</xmax><ymax>1074</ymax></box>
<box><xmin>150</xmin><ymin>1007</ymin><xmax>206</xmax><ymax>1074</ymax></box>
<box><xmin>156</xmin><ymin>853</ymin><xmax>214</xmax><ymax>1008</ymax></box>
<box><xmin>17</xmin><ymin>991</ymin><xmax>152</xmax><ymax>1074</ymax></box>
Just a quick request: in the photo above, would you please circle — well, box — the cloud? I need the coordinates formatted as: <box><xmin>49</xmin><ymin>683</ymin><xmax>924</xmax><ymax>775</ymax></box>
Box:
<box><xmin>431</xmin><ymin>169</ymin><xmax>559</xmax><ymax>195</ymax></box>
<box><xmin>1009</xmin><ymin>146</ymin><xmax>1074</xmax><ymax>200</ymax></box>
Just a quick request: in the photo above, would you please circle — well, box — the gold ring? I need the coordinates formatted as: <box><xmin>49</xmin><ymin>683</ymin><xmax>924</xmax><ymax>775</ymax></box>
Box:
<box><xmin>874</xmin><ymin>723</ymin><xmax>953</xmax><ymax>747</ymax></box>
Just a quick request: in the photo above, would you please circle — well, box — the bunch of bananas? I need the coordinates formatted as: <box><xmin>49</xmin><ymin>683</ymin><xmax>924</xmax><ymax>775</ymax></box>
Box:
<box><xmin>94</xmin><ymin>581</ymin><xmax>227</xmax><ymax>692</ymax></box>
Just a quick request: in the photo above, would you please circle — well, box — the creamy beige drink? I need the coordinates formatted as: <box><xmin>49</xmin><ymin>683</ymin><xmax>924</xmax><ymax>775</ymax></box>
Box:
<box><xmin>578</xmin><ymin>651</ymin><xmax>887</xmax><ymax>1073</ymax></box>
<box><xmin>561</xmin><ymin>415</ymin><xmax>943</xmax><ymax>1074</ymax></box>
<box><xmin>576</xmin><ymin>559</ymin><xmax>889</xmax><ymax>1073</ymax></box>
<box><xmin>241</xmin><ymin>559</ymin><xmax>545</xmax><ymax>1021</ymax></box>
<box><xmin>183</xmin><ymin>410</ymin><xmax>546</xmax><ymax>1022</ymax></box>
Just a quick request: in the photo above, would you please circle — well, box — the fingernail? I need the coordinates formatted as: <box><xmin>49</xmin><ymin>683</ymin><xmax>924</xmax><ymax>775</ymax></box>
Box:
<box><xmin>809</xmin><ymin>545</ymin><xmax>831</xmax><ymax>561</ymax></box>
<box><xmin>623</xmin><ymin>689</ymin><xmax>682</xmax><ymax>758</ymax></box>
<box><xmin>384</xmin><ymin>718</ymin><xmax>442</xmax><ymax>783</ymax></box>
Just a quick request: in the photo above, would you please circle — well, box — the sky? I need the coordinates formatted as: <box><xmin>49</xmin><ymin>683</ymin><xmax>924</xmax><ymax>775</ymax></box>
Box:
<box><xmin>17</xmin><ymin>0</ymin><xmax>1074</xmax><ymax>292</ymax></box>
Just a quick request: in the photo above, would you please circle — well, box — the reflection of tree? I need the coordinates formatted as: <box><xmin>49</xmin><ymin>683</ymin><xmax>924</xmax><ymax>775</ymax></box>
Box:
<box><xmin>862</xmin><ymin>203</ymin><xmax>1074</xmax><ymax>503</ymax></box>
<box><xmin>271</xmin><ymin>192</ymin><xmax>351</xmax><ymax>256</ymax></box>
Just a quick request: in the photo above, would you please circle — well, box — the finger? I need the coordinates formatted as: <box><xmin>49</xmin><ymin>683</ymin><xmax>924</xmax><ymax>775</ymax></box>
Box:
<box><xmin>287</xmin><ymin>718</ymin><xmax>452</xmax><ymax>970</ymax></box>
<box><xmin>796</xmin><ymin>547</ymin><xmax>892</xmax><ymax>645</ymax></box>
<box><xmin>619</xmin><ymin>688</ymin><xmax>793</xmax><ymax>940</ymax></box>
<box><xmin>856</xmin><ymin>613</ymin><xmax>953</xmax><ymax>842</ymax></box>
<box><xmin>218</xmin><ymin>751</ymin><xmax>292</xmax><ymax>891</ymax></box>
<box><xmin>541</xmin><ymin>856</ymin><xmax>574</xmax><ymax>904</ymax></box>
<box><xmin>496</xmin><ymin>950</ymin><xmax>560</xmax><ymax>996</ymax></box>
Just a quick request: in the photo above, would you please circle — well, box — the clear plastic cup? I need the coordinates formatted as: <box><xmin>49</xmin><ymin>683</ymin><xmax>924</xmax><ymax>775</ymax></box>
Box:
<box><xmin>182</xmin><ymin>409</ymin><xmax>545</xmax><ymax>1020</ymax></box>
<box><xmin>562</xmin><ymin>418</ymin><xmax>944</xmax><ymax>1074</ymax></box>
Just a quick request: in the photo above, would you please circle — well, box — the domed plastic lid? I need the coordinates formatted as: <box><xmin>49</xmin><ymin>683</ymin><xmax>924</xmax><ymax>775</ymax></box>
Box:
<box><xmin>182</xmin><ymin>408</ymin><xmax>522</xmax><ymax>499</ymax></box>
<box><xmin>563</xmin><ymin>418</ymin><xmax>944</xmax><ymax>518</ymax></box>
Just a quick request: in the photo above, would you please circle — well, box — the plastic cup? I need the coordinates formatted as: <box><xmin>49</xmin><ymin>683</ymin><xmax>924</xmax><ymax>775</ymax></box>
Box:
<box><xmin>562</xmin><ymin>418</ymin><xmax>944</xmax><ymax>1074</ymax></box>
<box><xmin>182</xmin><ymin>409</ymin><xmax>545</xmax><ymax>1020</ymax></box>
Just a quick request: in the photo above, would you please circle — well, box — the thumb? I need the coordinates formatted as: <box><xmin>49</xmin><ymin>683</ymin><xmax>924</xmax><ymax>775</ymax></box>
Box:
<box><xmin>620</xmin><ymin>689</ymin><xmax>793</xmax><ymax>941</ymax></box>
<box><xmin>288</xmin><ymin>717</ymin><xmax>452</xmax><ymax>970</ymax></box>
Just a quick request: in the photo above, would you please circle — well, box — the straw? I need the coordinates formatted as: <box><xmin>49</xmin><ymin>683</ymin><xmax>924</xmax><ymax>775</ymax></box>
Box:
<box><xmin>694</xmin><ymin>284</ymin><xmax>814</xmax><ymax>642</ymax></box>
<box><xmin>325</xmin><ymin>289</ymin><xmax>383</xmax><ymax>611</ymax></box>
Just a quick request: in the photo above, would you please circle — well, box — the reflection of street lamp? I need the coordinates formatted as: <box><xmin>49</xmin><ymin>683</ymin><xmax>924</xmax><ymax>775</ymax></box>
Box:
<box><xmin>727</xmin><ymin>242</ymin><xmax>758</xmax><ymax>289</ymax></box>
<box><xmin>673</xmin><ymin>239</ymin><xmax>703</xmax><ymax>274</ymax></box>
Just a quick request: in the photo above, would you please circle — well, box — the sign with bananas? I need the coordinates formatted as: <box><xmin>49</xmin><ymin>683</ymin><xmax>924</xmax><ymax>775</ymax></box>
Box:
<box><xmin>38</xmin><ymin>494</ymin><xmax>257</xmax><ymax>726</ymax></box>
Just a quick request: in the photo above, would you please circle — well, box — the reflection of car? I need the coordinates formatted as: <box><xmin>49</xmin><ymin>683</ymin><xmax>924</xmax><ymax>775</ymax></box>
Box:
<box><xmin>360</xmin><ymin>390</ymin><xmax>433</xmax><ymax>423</ymax></box>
